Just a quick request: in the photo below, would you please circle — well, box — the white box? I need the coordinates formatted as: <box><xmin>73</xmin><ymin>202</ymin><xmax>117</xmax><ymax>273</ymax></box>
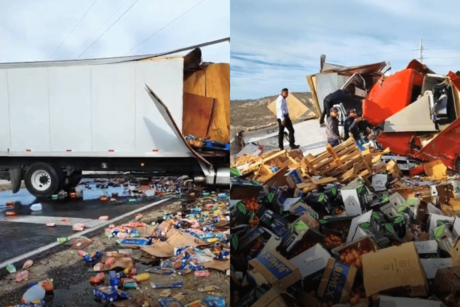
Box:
<box><xmin>340</xmin><ymin>189</ymin><xmax>363</xmax><ymax>216</ymax></box>
<box><xmin>415</xmin><ymin>240</ymin><xmax>438</xmax><ymax>255</ymax></box>
<box><xmin>420</xmin><ymin>258</ymin><xmax>453</xmax><ymax>279</ymax></box>
<box><xmin>372</xmin><ymin>174</ymin><xmax>387</xmax><ymax>192</ymax></box>
<box><xmin>346</xmin><ymin>210</ymin><xmax>372</xmax><ymax>243</ymax></box>
<box><xmin>290</xmin><ymin>243</ymin><xmax>331</xmax><ymax>279</ymax></box>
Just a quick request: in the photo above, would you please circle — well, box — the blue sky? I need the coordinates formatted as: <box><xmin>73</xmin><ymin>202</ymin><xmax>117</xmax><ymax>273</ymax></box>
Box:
<box><xmin>231</xmin><ymin>0</ymin><xmax>460</xmax><ymax>100</ymax></box>
<box><xmin>0</xmin><ymin>0</ymin><xmax>229</xmax><ymax>63</ymax></box>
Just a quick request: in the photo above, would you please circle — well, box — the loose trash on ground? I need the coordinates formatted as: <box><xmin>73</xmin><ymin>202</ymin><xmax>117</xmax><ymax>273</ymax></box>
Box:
<box><xmin>5</xmin><ymin>176</ymin><xmax>228</xmax><ymax>306</ymax></box>
<box><xmin>230</xmin><ymin>136</ymin><xmax>460</xmax><ymax>307</ymax></box>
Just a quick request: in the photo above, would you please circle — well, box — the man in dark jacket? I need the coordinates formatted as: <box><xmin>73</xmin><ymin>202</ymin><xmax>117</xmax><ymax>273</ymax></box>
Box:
<box><xmin>320</xmin><ymin>84</ymin><xmax>355</xmax><ymax>125</ymax></box>
<box><xmin>344</xmin><ymin>109</ymin><xmax>360</xmax><ymax>141</ymax></box>
<box><xmin>344</xmin><ymin>109</ymin><xmax>371</xmax><ymax>146</ymax></box>
<box><xmin>326</xmin><ymin>107</ymin><xmax>341</xmax><ymax>147</ymax></box>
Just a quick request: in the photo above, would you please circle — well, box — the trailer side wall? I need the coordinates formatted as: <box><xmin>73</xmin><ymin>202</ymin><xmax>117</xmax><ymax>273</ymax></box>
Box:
<box><xmin>0</xmin><ymin>57</ymin><xmax>187</xmax><ymax>157</ymax></box>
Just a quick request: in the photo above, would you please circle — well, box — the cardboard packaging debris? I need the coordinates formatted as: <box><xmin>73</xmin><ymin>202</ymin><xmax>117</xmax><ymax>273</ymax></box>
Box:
<box><xmin>379</xmin><ymin>295</ymin><xmax>446</xmax><ymax>307</ymax></box>
<box><xmin>415</xmin><ymin>240</ymin><xmax>439</xmax><ymax>258</ymax></box>
<box><xmin>420</xmin><ymin>258</ymin><xmax>453</xmax><ymax>279</ymax></box>
<box><xmin>247</xmin><ymin>250</ymin><xmax>301</xmax><ymax>290</ymax></box>
<box><xmin>362</xmin><ymin>242</ymin><xmax>428</xmax><ymax>297</ymax></box>
<box><xmin>230</xmin><ymin>136</ymin><xmax>460</xmax><ymax>307</ymax></box>
<box><xmin>250</xmin><ymin>287</ymin><xmax>295</xmax><ymax>307</ymax></box>
<box><xmin>432</xmin><ymin>265</ymin><xmax>460</xmax><ymax>294</ymax></box>
<box><xmin>289</xmin><ymin>243</ymin><xmax>331</xmax><ymax>279</ymax></box>
<box><xmin>317</xmin><ymin>258</ymin><xmax>357</xmax><ymax>304</ymax></box>
<box><xmin>450</xmin><ymin>237</ymin><xmax>460</xmax><ymax>266</ymax></box>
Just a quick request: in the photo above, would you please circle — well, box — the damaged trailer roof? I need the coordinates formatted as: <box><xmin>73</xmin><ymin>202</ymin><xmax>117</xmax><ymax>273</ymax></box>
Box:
<box><xmin>318</xmin><ymin>54</ymin><xmax>387</xmax><ymax>75</ymax></box>
<box><xmin>0</xmin><ymin>37</ymin><xmax>229</xmax><ymax>69</ymax></box>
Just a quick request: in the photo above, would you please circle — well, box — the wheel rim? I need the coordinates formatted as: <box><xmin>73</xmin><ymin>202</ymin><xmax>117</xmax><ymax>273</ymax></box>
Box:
<box><xmin>31</xmin><ymin>170</ymin><xmax>52</xmax><ymax>191</ymax></box>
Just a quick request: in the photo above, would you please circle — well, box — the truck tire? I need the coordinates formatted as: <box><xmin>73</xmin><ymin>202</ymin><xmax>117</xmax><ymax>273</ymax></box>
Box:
<box><xmin>9</xmin><ymin>167</ymin><xmax>22</xmax><ymax>193</ymax></box>
<box><xmin>24</xmin><ymin>163</ymin><xmax>61</xmax><ymax>198</ymax></box>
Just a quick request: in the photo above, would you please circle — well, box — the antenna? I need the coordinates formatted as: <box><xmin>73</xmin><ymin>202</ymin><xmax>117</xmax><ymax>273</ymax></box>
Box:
<box><xmin>419</xmin><ymin>39</ymin><xmax>424</xmax><ymax>63</ymax></box>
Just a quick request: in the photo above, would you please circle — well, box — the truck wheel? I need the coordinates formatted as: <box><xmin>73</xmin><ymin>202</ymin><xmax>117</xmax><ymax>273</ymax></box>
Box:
<box><xmin>24</xmin><ymin>163</ymin><xmax>61</xmax><ymax>198</ymax></box>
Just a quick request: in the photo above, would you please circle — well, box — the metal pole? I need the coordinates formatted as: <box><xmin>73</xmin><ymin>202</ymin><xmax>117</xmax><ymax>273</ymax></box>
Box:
<box><xmin>419</xmin><ymin>39</ymin><xmax>424</xmax><ymax>63</ymax></box>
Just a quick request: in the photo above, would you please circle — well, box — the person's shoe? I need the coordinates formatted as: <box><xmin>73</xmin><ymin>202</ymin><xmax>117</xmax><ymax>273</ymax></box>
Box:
<box><xmin>279</xmin><ymin>147</ymin><xmax>284</xmax><ymax>151</ymax></box>
<box><xmin>290</xmin><ymin>144</ymin><xmax>300</xmax><ymax>149</ymax></box>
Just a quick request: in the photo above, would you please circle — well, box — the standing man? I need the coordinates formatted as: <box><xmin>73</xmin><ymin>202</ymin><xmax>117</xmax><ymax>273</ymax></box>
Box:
<box><xmin>320</xmin><ymin>84</ymin><xmax>355</xmax><ymax>126</ymax></box>
<box><xmin>276</xmin><ymin>88</ymin><xmax>300</xmax><ymax>150</ymax></box>
<box><xmin>326</xmin><ymin>107</ymin><xmax>341</xmax><ymax>147</ymax></box>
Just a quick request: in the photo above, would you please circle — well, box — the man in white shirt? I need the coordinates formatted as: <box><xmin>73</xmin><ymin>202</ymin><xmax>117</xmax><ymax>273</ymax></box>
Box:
<box><xmin>276</xmin><ymin>88</ymin><xmax>299</xmax><ymax>150</ymax></box>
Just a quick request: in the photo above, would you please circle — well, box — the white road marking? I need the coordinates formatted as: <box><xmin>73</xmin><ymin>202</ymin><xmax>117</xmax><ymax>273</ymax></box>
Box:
<box><xmin>0</xmin><ymin>216</ymin><xmax>104</xmax><ymax>227</ymax></box>
<box><xmin>0</xmin><ymin>197</ymin><xmax>175</xmax><ymax>270</ymax></box>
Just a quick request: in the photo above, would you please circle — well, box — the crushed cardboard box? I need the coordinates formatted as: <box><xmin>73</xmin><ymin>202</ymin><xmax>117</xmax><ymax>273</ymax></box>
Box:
<box><xmin>231</xmin><ymin>138</ymin><xmax>460</xmax><ymax>307</ymax></box>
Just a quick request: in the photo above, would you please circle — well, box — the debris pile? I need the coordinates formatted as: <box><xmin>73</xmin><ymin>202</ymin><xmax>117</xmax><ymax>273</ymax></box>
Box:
<box><xmin>6</xmin><ymin>187</ymin><xmax>230</xmax><ymax>307</ymax></box>
<box><xmin>230</xmin><ymin>139</ymin><xmax>460</xmax><ymax>307</ymax></box>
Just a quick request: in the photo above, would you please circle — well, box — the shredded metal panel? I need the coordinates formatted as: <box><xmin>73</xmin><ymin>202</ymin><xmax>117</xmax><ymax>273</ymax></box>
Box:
<box><xmin>383</xmin><ymin>94</ymin><xmax>437</xmax><ymax>132</ymax></box>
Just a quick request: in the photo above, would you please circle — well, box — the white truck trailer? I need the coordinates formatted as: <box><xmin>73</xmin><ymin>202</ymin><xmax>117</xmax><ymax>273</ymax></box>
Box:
<box><xmin>0</xmin><ymin>45</ymin><xmax>229</xmax><ymax>198</ymax></box>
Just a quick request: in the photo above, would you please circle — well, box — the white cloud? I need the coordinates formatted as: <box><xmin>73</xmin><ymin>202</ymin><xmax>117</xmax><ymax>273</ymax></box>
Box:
<box><xmin>231</xmin><ymin>0</ymin><xmax>460</xmax><ymax>99</ymax></box>
<box><xmin>0</xmin><ymin>0</ymin><xmax>229</xmax><ymax>63</ymax></box>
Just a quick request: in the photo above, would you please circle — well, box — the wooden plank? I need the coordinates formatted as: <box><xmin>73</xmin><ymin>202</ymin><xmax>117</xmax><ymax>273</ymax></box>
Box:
<box><xmin>332</xmin><ymin>137</ymin><xmax>355</xmax><ymax>151</ymax></box>
<box><xmin>326</xmin><ymin>144</ymin><xmax>343</xmax><ymax>166</ymax></box>
<box><xmin>267</xmin><ymin>93</ymin><xmax>311</xmax><ymax>120</ymax></box>
<box><xmin>262</xmin><ymin>150</ymin><xmax>287</xmax><ymax>162</ymax></box>
<box><xmin>183</xmin><ymin>70</ymin><xmax>206</xmax><ymax>96</ymax></box>
<box><xmin>205</xmin><ymin>64</ymin><xmax>230</xmax><ymax>142</ymax></box>
<box><xmin>182</xmin><ymin>93</ymin><xmax>214</xmax><ymax>138</ymax></box>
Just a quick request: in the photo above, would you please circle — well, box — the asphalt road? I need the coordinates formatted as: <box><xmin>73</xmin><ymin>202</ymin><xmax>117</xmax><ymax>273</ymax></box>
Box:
<box><xmin>0</xmin><ymin>179</ymin><xmax>162</xmax><ymax>263</ymax></box>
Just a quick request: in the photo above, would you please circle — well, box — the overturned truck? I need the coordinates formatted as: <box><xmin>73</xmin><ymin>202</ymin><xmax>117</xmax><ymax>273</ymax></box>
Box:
<box><xmin>307</xmin><ymin>55</ymin><xmax>460</xmax><ymax>171</ymax></box>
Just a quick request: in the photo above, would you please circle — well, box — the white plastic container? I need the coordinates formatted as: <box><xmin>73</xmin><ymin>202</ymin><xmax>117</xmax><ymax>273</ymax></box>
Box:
<box><xmin>30</xmin><ymin>203</ymin><xmax>42</xmax><ymax>212</ymax></box>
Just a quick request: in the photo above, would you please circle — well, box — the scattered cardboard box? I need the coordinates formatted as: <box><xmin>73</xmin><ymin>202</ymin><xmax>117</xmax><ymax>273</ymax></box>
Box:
<box><xmin>432</xmin><ymin>265</ymin><xmax>460</xmax><ymax>294</ymax></box>
<box><xmin>250</xmin><ymin>287</ymin><xmax>295</xmax><ymax>307</ymax></box>
<box><xmin>420</xmin><ymin>258</ymin><xmax>453</xmax><ymax>279</ymax></box>
<box><xmin>415</xmin><ymin>240</ymin><xmax>439</xmax><ymax>258</ymax></box>
<box><xmin>346</xmin><ymin>211</ymin><xmax>373</xmax><ymax>243</ymax></box>
<box><xmin>450</xmin><ymin>237</ymin><xmax>460</xmax><ymax>266</ymax></box>
<box><xmin>285</xmin><ymin>168</ymin><xmax>304</xmax><ymax>189</ymax></box>
<box><xmin>424</xmin><ymin>160</ymin><xmax>447</xmax><ymax>181</ymax></box>
<box><xmin>362</xmin><ymin>242</ymin><xmax>428</xmax><ymax>297</ymax></box>
<box><xmin>247</xmin><ymin>250</ymin><xmax>301</xmax><ymax>290</ymax></box>
<box><xmin>379</xmin><ymin>295</ymin><xmax>446</xmax><ymax>307</ymax></box>
<box><xmin>289</xmin><ymin>243</ymin><xmax>331</xmax><ymax>279</ymax></box>
<box><xmin>372</xmin><ymin>174</ymin><xmax>388</xmax><ymax>191</ymax></box>
<box><xmin>317</xmin><ymin>258</ymin><xmax>357</xmax><ymax>304</ymax></box>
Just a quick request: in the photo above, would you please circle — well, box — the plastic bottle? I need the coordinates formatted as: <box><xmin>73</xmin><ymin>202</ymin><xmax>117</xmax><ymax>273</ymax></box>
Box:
<box><xmin>194</xmin><ymin>270</ymin><xmax>210</xmax><ymax>277</ymax></box>
<box><xmin>133</xmin><ymin>273</ymin><xmax>150</xmax><ymax>282</ymax></box>
<box><xmin>89</xmin><ymin>273</ymin><xmax>105</xmax><ymax>286</ymax></box>
<box><xmin>30</xmin><ymin>203</ymin><xmax>42</xmax><ymax>211</ymax></box>
<box><xmin>6</xmin><ymin>264</ymin><xmax>16</xmax><ymax>273</ymax></box>
<box><xmin>16</xmin><ymin>271</ymin><xmax>29</xmax><ymax>283</ymax></box>
<box><xmin>56</xmin><ymin>237</ymin><xmax>70</xmax><ymax>243</ymax></box>
<box><xmin>21</xmin><ymin>283</ymin><xmax>46</xmax><ymax>303</ymax></box>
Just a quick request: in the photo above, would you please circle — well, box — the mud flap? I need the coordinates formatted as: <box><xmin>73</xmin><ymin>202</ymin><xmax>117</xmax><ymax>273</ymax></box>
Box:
<box><xmin>9</xmin><ymin>167</ymin><xmax>22</xmax><ymax>193</ymax></box>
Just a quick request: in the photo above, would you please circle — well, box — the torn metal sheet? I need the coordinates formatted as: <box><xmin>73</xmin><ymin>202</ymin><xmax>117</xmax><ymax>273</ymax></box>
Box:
<box><xmin>383</xmin><ymin>93</ymin><xmax>437</xmax><ymax>132</ymax></box>
<box><xmin>144</xmin><ymin>84</ymin><xmax>212</xmax><ymax>167</ymax></box>
<box><xmin>307</xmin><ymin>56</ymin><xmax>387</xmax><ymax>117</ymax></box>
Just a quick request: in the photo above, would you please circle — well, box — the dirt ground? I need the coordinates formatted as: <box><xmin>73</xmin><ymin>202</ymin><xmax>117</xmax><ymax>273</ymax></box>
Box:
<box><xmin>230</xmin><ymin>91</ymin><xmax>316</xmax><ymax>134</ymax></box>
<box><xmin>0</xmin><ymin>199</ymin><xmax>230</xmax><ymax>307</ymax></box>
